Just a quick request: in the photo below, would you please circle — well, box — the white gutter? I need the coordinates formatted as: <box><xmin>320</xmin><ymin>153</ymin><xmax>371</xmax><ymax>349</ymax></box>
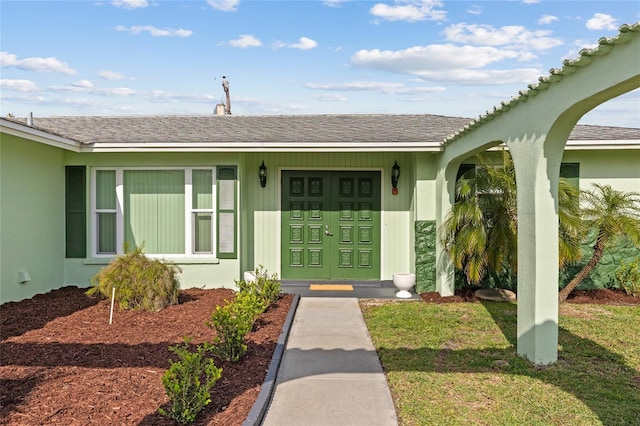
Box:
<box><xmin>563</xmin><ymin>139</ymin><xmax>640</xmax><ymax>150</ymax></box>
<box><xmin>79</xmin><ymin>141</ymin><xmax>444</xmax><ymax>153</ymax></box>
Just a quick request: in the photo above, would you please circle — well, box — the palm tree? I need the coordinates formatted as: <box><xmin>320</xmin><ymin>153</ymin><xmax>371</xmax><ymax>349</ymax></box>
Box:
<box><xmin>558</xmin><ymin>184</ymin><xmax>640</xmax><ymax>303</ymax></box>
<box><xmin>440</xmin><ymin>150</ymin><xmax>583</xmax><ymax>287</ymax></box>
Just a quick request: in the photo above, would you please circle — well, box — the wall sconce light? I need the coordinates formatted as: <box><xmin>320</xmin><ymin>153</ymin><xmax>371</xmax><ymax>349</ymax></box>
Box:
<box><xmin>391</xmin><ymin>161</ymin><xmax>400</xmax><ymax>195</ymax></box>
<box><xmin>18</xmin><ymin>270</ymin><xmax>31</xmax><ymax>284</ymax></box>
<box><xmin>258</xmin><ymin>161</ymin><xmax>267</xmax><ymax>188</ymax></box>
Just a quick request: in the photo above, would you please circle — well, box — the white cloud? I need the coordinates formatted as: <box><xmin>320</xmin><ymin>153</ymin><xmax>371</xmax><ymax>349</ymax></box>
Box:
<box><xmin>307</xmin><ymin>81</ymin><xmax>404</xmax><ymax>93</ymax></box>
<box><xmin>323</xmin><ymin>0</ymin><xmax>347</xmax><ymax>8</ymax></box>
<box><xmin>351</xmin><ymin>44</ymin><xmax>543</xmax><ymax>84</ymax></box>
<box><xmin>147</xmin><ymin>90</ymin><xmax>215</xmax><ymax>104</ymax></box>
<box><xmin>444</xmin><ymin>23</ymin><xmax>563</xmax><ymax>51</ymax></box>
<box><xmin>0</xmin><ymin>79</ymin><xmax>39</xmax><ymax>92</ymax></box>
<box><xmin>586</xmin><ymin>13</ymin><xmax>618</xmax><ymax>31</ymax></box>
<box><xmin>276</xmin><ymin>37</ymin><xmax>318</xmax><ymax>50</ymax></box>
<box><xmin>98</xmin><ymin>70</ymin><xmax>134</xmax><ymax>80</ymax></box>
<box><xmin>538</xmin><ymin>15</ymin><xmax>558</xmax><ymax>25</ymax></box>
<box><xmin>207</xmin><ymin>0</ymin><xmax>239</xmax><ymax>12</ymax></box>
<box><xmin>370</xmin><ymin>0</ymin><xmax>446</xmax><ymax>23</ymax></box>
<box><xmin>0</xmin><ymin>51</ymin><xmax>78</xmax><ymax>75</ymax></box>
<box><xmin>416</xmin><ymin>68</ymin><xmax>542</xmax><ymax>85</ymax></box>
<box><xmin>103</xmin><ymin>87</ymin><xmax>136</xmax><ymax>96</ymax></box>
<box><xmin>229</xmin><ymin>34</ymin><xmax>262</xmax><ymax>48</ymax></box>
<box><xmin>49</xmin><ymin>83</ymin><xmax>136</xmax><ymax>96</ymax></box>
<box><xmin>73</xmin><ymin>80</ymin><xmax>94</xmax><ymax>89</ymax></box>
<box><xmin>115</xmin><ymin>25</ymin><xmax>192</xmax><ymax>37</ymax></box>
<box><xmin>311</xmin><ymin>93</ymin><xmax>348</xmax><ymax>102</ymax></box>
<box><xmin>466</xmin><ymin>5</ymin><xmax>482</xmax><ymax>15</ymax></box>
<box><xmin>352</xmin><ymin>44</ymin><xmax>518</xmax><ymax>72</ymax></box>
<box><xmin>305</xmin><ymin>81</ymin><xmax>446</xmax><ymax>95</ymax></box>
<box><xmin>112</xmin><ymin>0</ymin><xmax>148</xmax><ymax>9</ymax></box>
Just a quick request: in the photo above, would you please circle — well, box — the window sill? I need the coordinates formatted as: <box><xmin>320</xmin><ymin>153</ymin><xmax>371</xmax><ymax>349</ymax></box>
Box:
<box><xmin>83</xmin><ymin>257</ymin><xmax>220</xmax><ymax>265</ymax></box>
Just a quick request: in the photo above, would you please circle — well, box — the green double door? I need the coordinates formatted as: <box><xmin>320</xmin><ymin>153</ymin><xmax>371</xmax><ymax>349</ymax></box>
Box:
<box><xmin>281</xmin><ymin>171</ymin><xmax>381</xmax><ymax>280</ymax></box>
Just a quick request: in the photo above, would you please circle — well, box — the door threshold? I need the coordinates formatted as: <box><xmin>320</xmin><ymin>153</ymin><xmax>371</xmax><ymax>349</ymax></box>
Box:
<box><xmin>280</xmin><ymin>280</ymin><xmax>391</xmax><ymax>288</ymax></box>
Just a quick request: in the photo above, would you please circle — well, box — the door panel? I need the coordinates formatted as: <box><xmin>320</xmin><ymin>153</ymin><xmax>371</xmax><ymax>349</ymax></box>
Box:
<box><xmin>281</xmin><ymin>171</ymin><xmax>380</xmax><ymax>280</ymax></box>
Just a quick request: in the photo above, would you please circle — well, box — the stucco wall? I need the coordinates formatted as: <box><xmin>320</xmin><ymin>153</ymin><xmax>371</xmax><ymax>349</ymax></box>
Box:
<box><xmin>1</xmin><ymin>134</ymin><xmax>65</xmax><ymax>303</ymax></box>
<box><xmin>561</xmin><ymin>149</ymin><xmax>640</xmax><ymax>192</ymax></box>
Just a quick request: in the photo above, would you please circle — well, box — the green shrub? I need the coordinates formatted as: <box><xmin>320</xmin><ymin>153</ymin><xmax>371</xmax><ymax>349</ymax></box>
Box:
<box><xmin>205</xmin><ymin>292</ymin><xmax>264</xmax><ymax>362</ymax></box>
<box><xmin>237</xmin><ymin>266</ymin><xmax>281</xmax><ymax>307</ymax></box>
<box><xmin>159</xmin><ymin>337</ymin><xmax>222</xmax><ymax>424</ymax></box>
<box><xmin>615</xmin><ymin>259</ymin><xmax>640</xmax><ymax>297</ymax></box>
<box><xmin>235</xmin><ymin>290</ymin><xmax>267</xmax><ymax>321</ymax></box>
<box><xmin>86</xmin><ymin>246</ymin><xmax>181</xmax><ymax>311</ymax></box>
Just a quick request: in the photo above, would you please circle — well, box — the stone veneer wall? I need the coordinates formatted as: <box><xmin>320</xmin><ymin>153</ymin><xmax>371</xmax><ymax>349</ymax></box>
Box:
<box><xmin>560</xmin><ymin>230</ymin><xmax>640</xmax><ymax>290</ymax></box>
<box><xmin>415</xmin><ymin>222</ymin><xmax>637</xmax><ymax>293</ymax></box>
<box><xmin>415</xmin><ymin>221</ymin><xmax>436</xmax><ymax>292</ymax></box>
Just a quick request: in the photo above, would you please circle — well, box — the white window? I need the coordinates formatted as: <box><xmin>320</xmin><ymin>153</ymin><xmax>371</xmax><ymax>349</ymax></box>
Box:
<box><xmin>92</xmin><ymin>167</ymin><xmax>217</xmax><ymax>258</ymax></box>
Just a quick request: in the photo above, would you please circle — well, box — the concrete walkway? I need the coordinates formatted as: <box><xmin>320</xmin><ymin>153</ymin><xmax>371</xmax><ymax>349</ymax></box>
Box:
<box><xmin>261</xmin><ymin>297</ymin><xmax>398</xmax><ymax>426</ymax></box>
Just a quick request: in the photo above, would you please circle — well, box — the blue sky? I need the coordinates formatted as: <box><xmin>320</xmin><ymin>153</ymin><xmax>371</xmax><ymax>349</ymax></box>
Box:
<box><xmin>1</xmin><ymin>0</ymin><xmax>639</xmax><ymax>127</ymax></box>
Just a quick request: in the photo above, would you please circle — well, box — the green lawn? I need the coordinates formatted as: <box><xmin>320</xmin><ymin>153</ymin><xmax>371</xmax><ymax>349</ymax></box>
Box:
<box><xmin>361</xmin><ymin>300</ymin><xmax>640</xmax><ymax>425</ymax></box>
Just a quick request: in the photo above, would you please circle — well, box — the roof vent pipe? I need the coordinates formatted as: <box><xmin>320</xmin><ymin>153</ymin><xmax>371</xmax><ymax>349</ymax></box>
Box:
<box><xmin>27</xmin><ymin>112</ymin><xmax>33</xmax><ymax>127</ymax></box>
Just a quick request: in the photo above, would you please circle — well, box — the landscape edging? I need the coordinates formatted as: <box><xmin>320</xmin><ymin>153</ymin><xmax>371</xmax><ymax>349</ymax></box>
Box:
<box><xmin>242</xmin><ymin>293</ymin><xmax>300</xmax><ymax>426</ymax></box>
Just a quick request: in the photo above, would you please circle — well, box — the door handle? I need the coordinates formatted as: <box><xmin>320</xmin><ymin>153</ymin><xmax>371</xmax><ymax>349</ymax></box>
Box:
<box><xmin>324</xmin><ymin>225</ymin><xmax>333</xmax><ymax>236</ymax></box>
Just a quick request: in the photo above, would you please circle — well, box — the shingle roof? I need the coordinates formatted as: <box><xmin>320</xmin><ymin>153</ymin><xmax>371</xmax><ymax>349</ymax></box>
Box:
<box><xmin>18</xmin><ymin>114</ymin><xmax>472</xmax><ymax>144</ymax></box>
<box><xmin>8</xmin><ymin>114</ymin><xmax>640</xmax><ymax>147</ymax></box>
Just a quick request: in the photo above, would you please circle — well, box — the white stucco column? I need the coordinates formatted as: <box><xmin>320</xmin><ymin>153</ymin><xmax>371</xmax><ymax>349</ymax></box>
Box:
<box><xmin>434</xmin><ymin>162</ymin><xmax>458</xmax><ymax>296</ymax></box>
<box><xmin>508</xmin><ymin>136</ymin><xmax>563</xmax><ymax>365</ymax></box>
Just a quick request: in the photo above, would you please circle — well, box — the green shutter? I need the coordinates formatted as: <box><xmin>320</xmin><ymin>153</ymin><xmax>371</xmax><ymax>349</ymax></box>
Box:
<box><xmin>65</xmin><ymin>166</ymin><xmax>86</xmax><ymax>258</ymax></box>
<box><xmin>217</xmin><ymin>166</ymin><xmax>237</xmax><ymax>259</ymax></box>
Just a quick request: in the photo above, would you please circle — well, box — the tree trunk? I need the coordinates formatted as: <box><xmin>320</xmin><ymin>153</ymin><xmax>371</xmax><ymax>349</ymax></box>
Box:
<box><xmin>558</xmin><ymin>235</ymin><xmax>607</xmax><ymax>303</ymax></box>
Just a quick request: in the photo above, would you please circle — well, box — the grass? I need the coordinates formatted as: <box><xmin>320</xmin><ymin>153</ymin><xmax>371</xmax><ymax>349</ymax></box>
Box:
<box><xmin>361</xmin><ymin>300</ymin><xmax>640</xmax><ymax>425</ymax></box>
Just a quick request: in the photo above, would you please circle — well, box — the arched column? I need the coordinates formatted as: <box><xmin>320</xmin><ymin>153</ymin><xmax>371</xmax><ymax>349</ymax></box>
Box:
<box><xmin>506</xmin><ymin>128</ymin><xmax>569</xmax><ymax>364</ymax></box>
<box><xmin>434</xmin><ymin>161</ymin><xmax>459</xmax><ymax>296</ymax></box>
<box><xmin>433</xmin><ymin>25</ymin><xmax>638</xmax><ymax>364</ymax></box>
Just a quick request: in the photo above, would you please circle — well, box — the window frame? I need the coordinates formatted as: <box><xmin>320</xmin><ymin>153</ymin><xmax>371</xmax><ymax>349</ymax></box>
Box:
<box><xmin>91</xmin><ymin>167</ymin><xmax>218</xmax><ymax>259</ymax></box>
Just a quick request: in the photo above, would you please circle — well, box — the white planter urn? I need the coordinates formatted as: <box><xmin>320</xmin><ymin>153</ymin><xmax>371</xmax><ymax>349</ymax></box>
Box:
<box><xmin>392</xmin><ymin>273</ymin><xmax>416</xmax><ymax>299</ymax></box>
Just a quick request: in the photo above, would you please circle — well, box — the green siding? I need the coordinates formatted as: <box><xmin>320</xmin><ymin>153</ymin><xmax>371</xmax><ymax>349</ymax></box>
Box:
<box><xmin>124</xmin><ymin>170</ymin><xmax>186</xmax><ymax>254</ymax></box>
<box><xmin>241</xmin><ymin>152</ymin><xmax>415</xmax><ymax>280</ymax></box>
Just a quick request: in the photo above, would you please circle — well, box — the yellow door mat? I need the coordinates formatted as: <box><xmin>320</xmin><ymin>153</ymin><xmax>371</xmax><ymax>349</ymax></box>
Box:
<box><xmin>309</xmin><ymin>284</ymin><xmax>354</xmax><ymax>291</ymax></box>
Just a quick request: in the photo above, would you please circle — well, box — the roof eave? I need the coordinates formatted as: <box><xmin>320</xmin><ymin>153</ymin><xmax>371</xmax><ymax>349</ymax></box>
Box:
<box><xmin>80</xmin><ymin>141</ymin><xmax>444</xmax><ymax>153</ymax></box>
<box><xmin>1</xmin><ymin>119</ymin><xmax>82</xmax><ymax>152</ymax></box>
<box><xmin>564</xmin><ymin>139</ymin><xmax>640</xmax><ymax>150</ymax></box>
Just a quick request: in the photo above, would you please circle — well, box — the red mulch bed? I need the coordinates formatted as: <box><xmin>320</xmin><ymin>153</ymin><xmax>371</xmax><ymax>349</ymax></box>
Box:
<box><xmin>0</xmin><ymin>286</ymin><xmax>292</xmax><ymax>425</ymax></box>
<box><xmin>420</xmin><ymin>287</ymin><xmax>640</xmax><ymax>305</ymax></box>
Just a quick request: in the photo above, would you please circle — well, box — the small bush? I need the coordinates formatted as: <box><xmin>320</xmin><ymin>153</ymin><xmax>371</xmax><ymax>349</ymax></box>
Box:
<box><xmin>86</xmin><ymin>246</ymin><xmax>181</xmax><ymax>311</ymax></box>
<box><xmin>615</xmin><ymin>259</ymin><xmax>640</xmax><ymax>297</ymax></box>
<box><xmin>159</xmin><ymin>337</ymin><xmax>223</xmax><ymax>424</ymax></box>
<box><xmin>205</xmin><ymin>292</ymin><xmax>264</xmax><ymax>362</ymax></box>
<box><xmin>237</xmin><ymin>266</ymin><xmax>281</xmax><ymax>307</ymax></box>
